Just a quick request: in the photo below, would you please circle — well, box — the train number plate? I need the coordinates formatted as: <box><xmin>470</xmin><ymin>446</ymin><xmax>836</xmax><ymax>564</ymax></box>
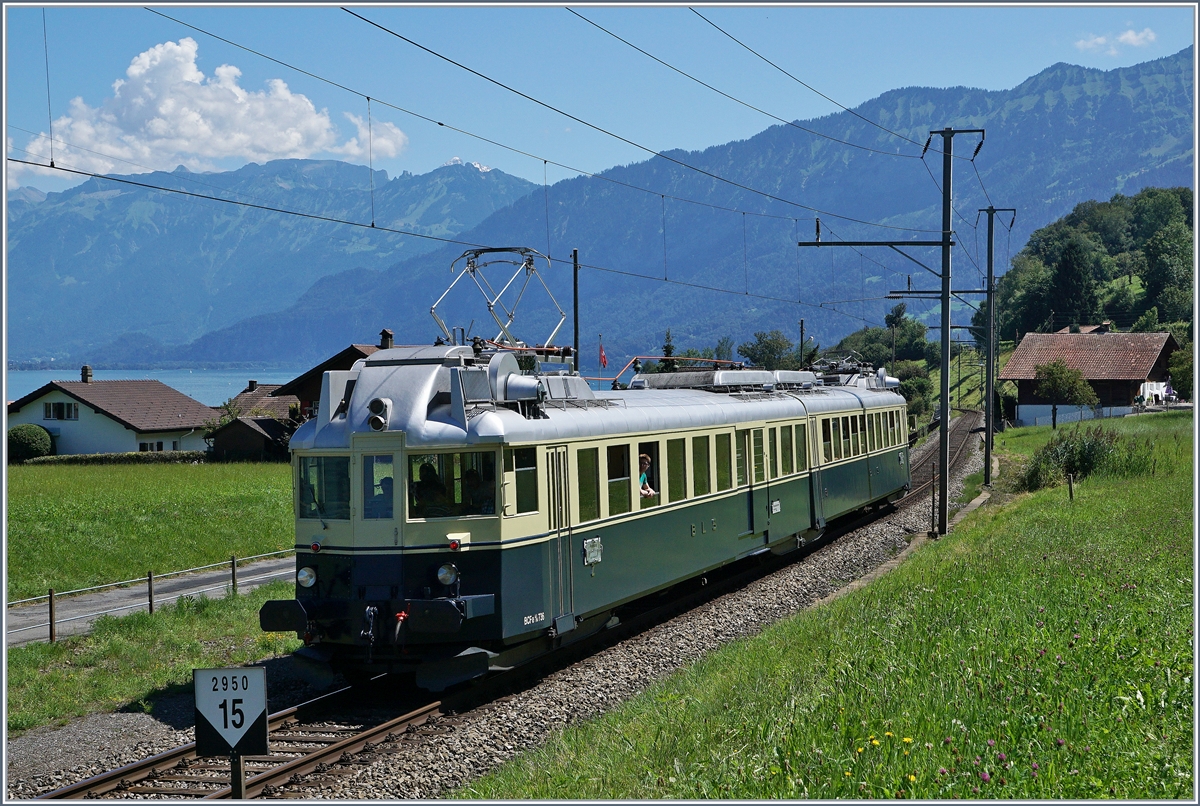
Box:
<box><xmin>523</xmin><ymin>612</ymin><xmax>546</xmax><ymax>626</ymax></box>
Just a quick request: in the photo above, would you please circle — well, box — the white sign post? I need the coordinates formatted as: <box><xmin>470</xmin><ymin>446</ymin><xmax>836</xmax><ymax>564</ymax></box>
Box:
<box><xmin>194</xmin><ymin>667</ymin><xmax>268</xmax><ymax>798</ymax></box>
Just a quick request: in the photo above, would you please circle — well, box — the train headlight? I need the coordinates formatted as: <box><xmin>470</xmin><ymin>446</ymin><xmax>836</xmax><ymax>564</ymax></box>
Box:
<box><xmin>297</xmin><ymin>566</ymin><xmax>317</xmax><ymax>588</ymax></box>
<box><xmin>436</xmin><ymin>563</ymin><xmax>459</xmax><ymax>587</ymax></box>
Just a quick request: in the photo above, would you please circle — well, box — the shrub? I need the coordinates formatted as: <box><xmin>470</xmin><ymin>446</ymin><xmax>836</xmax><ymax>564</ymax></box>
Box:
<box><xmin>1019</xmin><ymin>424</ymin><xmax>1160</xmax><ymax>491</ymax></box>
<box><xmin>24</xmin><ymin>450</ymin><xmax>208</xmax><ymax>466</ymax></box>
<box><xmin>7</xmin><ymin>424</ymin><xmax>53</xmax><ymax>463</ymax></box>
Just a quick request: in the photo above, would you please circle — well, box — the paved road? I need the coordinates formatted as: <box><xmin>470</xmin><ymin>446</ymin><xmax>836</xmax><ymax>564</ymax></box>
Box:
<box><xmin>5</xmin><ymin>555</ymin><xmax>295</xmax><ymax>649</ymax></box>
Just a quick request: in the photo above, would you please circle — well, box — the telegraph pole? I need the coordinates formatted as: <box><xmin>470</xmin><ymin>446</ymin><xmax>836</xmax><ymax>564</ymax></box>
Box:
<box><xmin>978</xmin><ymin>206</ymin><xmax>1016</xmax><ymax>487</ymax></box>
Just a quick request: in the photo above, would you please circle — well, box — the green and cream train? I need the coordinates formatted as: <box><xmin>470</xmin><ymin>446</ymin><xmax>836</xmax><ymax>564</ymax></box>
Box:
<box><xmin>260</xmin><ymin>344</ymin><xmax>910</xmax><ymax>690</ymax></box>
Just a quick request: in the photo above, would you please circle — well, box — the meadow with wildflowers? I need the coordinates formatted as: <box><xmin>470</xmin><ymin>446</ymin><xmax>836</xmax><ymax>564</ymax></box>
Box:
<box><xmin>461</xmin><ymin>412</ymin><xmax>1193</xmax><ymax>799</ymax></box>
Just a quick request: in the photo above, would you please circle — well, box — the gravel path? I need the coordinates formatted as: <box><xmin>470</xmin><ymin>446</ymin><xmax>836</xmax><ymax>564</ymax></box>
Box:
<box><xmin>6</xmin><ymin>435</ymin><xmax>984</xmax><ymax>800</ymax></box>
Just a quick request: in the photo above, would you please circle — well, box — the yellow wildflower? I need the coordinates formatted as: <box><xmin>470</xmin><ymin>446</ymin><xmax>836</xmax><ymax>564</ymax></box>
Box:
<box><xmin>869</xmin><ymin>735</ymin><xmax>875</xmax><ymax>740</ymax></box>
<box><xmin>903</xmin><ymin>737</ymin><xmax>914</xmax><ymax>743</ymax></box>
<box><xmin>845</xmin><ymin>771</ymin><xmax>852</xmax><ymax>777</ymax></box>
<box><xmin>904</xmin><ymin>751</ymin><xmax>909</xmax><ymax>756</ymax></box>
<box><xmin>857</xmin><ymin>747</ymin><xmax>864</xmax><ymax>754</ymax></box>
<box><xmin>885</xmin><ymin>732</ymin><xmax>894</xmax><ymax>737</ymax></box>
<box><xmin>909</xmin><ymin>775</ymin><xmax>916</xmax><ymax>782</ymax></box>
<box><xmin>871</xmin><ymin>740</ymin><xmax>880</xmax><ymax>746</ymax></box>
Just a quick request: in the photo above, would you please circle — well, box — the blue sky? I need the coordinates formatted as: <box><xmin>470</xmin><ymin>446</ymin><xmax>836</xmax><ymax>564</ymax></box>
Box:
<box><xmin>5</xmin><ymin>3</ymin><xmax>1195</xmax><ymax>194</ymax></box>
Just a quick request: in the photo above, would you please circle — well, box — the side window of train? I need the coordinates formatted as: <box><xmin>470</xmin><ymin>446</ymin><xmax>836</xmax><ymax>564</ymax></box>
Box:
<box><xmin>577</xmin><ymin>447</ymin><xmax>601</xmax><ymax>523</ymax></box>
<box><xmin>768</xmin><ymin>428</ymin><xmax>779</xmax><ymax>479</ymax></box>
<box><xmin>692</xmin><ymin>435</ymin><xmax>711</xmax><ymax>496</ymax></box>
<box><xmin>666</xmin><ymin>438</ymin><xmax>687</xmax><ymax>503</ymax></box>
<box><xmin>822</xmin><ymin>418</ymin><xmax>833</xmax><ymax>463</ymax></box>
<box><xmin>638</xmin><ymin>441</ymin><xmax>661</xmax><ymax>509</ymax></box>
<box><xmin>362</xmin><ymin>454</ymin><xmax>394</xmax><ymax>519</ymax></box>
<box><xmin>887</xmin><ymin>411</ymin><xmax>896</xmax><ymax>446</ymax></box>
<box><xmin>866</xmin><ymin>414</ymin><xmax>875</xmax><ymax>453</ymax></box>
<box><xmin>752</xmin><ymin>429</ymin><xmax>765</xmax><ymax>484</ymax></box>
<box><xmin>780</xmin><ymin>425</ymin><xmax>793</xmax><ymax>475</ymax></box>
<box><xmin>795</xmin><ymin>424</ymin><xmax>808</xmax><ymax>472</ymax></box>
<box><xmin>830</xmin><ymin>418</ymin><xmax>842</xmax><ymax>461</ymax></box>
<box><xmin>299</xmin><ymin>455</ymin><xmax>350</xmax><ymax>520</ymax></box>
<box><xmin>735</xmin><ymin>429</ymin><xmax>749</xmax><ymax>486</ymax></box>
<box><xmin>505</xmin><ymin>447</ymin><xmax>538</xmax><ymax>514</ymax></box>
<box><xmin>840</xmin><ymin>416</ymin><xmax>852</xmax><ymax>458</ymax></box>
<box><xmin>850</xmin><ymin>415</ymin><xmax>860</xmax><ymax>457</ymax></box>
<box><xmin>607</xmin><ymin>444</ymin><xmax>631</xmax><ymax>516</ymax></box>
<box><xmin>716</xmin><ymin>433</ymin><xmax>733</xmax><ymax>491</ymax></box>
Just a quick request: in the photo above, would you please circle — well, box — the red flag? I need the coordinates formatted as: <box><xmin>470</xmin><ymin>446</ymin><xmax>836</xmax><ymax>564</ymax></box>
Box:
<box><xmin>599</xmin><ymin>342</ymin><xmax>608</xmax><ymax>369</ymax></box>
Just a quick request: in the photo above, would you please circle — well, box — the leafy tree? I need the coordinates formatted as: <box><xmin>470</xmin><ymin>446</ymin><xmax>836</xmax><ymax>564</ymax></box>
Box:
<box><xmin>1051</xmin><ymin>240</ymin><xmax>1100</xmax><ymax>325</ymax></box>
<box><xmin>1131</xmin><ymin>188</ymin><xmax>1186</xmax><ymax>243</ymax></box>
<box><xmin>1033</xmin><ymin>359</ymin><xmax>1099</xmax><ymax>429</ymax></box>
<box><xmin>661</xmin><ymin>329</ymin><xmax>677</xmax><ymax>373</ymax></box>
<box><xmin>1143</xmin><ymin>219</ymin><xmax>1193</xmax><ymax>304</ymax></box>
<box><xmin>8</xmin><ymin>424</ymin><xmax>53</xmax><ymax>463</ymax></box>
<box><xmin>898</xmin><ymin>376</ymin><xmax>932</xmax><ymax>418</ymax></box>
<box><xmin>1130</xmin><ymin>306</ymin><xmax>1161</xmax><ymax>333</ymax></box>
<box><xmin>891</xmin><ymin>360</ymin><xmax>928</xmax><ymax>381</ymax></box>
<box><xmin>884</xmin><ymin>303</ymin><xmax>907</xmax><ymax>329</ymax></box>
<box><xmin>714</xmin><ymin>336</ymin><xmax>734</xmax><ymax>362</ymax></box>
<box><xmin>1168</xmin><ymin>348</ymin><xmax>1192</xmax><ymax>401</ymax></box>
<box><xmin>737</xmin><ymin>330</ymin><xmax>797</xmax><ymax>370</ymax></box>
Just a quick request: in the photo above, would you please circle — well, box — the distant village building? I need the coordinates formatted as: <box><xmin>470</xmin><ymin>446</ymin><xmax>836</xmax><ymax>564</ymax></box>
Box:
<box><xmin>227</xmin><ymin>379</ymin><xmax>299</xmax><ymax>419</ymax></box>
<box><xmin>271</xmin><ymin>329</ymin><xmax>394</xmax><ymax>419</ymax></box>
<box><xmin>6</xmin><ymin>366</ymin><xmax>214</xmax><ymax>454</ymax></box>
<box><xmin>208</xmin><ymin>416</ymin><xmax>295</xmax><ymax>462</ymax></box>
<box><xmin>1000</xmin><ymin>332</ymin><xmax>1179</xmax><ymax>426</ymax></box>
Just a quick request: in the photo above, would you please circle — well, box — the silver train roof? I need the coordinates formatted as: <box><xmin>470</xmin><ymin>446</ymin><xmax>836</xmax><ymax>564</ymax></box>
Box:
<box><xmin>290</xmin><ymin>346</ymin><xmax>905</xmax><ymax>450</ymax></box>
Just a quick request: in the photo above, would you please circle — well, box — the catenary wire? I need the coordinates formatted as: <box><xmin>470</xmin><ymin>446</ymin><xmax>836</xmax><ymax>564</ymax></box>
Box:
<box><xmin>143</xmin><ymin>6</ymin><xmax>822</xmax><ymax>229</ymax></box>
<box><xmin>567</xmin><ymin>8</ymin><xmax>916</xmax><ymax>160</ymax></box>
<box><xmin>342</xmin><ymin>6</ymin><xmax>941</xmax><ymax>234</ymax></box>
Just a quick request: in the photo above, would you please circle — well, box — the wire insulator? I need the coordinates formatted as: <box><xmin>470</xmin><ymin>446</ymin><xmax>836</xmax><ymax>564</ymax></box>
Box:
<box><xmin>921</xmin><ymin>136</ymin><xmax>931</xmax><ymax>159</ymax></box>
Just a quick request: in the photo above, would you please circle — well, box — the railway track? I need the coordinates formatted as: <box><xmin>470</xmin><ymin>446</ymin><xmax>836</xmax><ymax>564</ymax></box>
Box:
<box><xmin>38</xmin><ymin>413</ymin><xmax>982</xmax><ymax>800</ymax></box>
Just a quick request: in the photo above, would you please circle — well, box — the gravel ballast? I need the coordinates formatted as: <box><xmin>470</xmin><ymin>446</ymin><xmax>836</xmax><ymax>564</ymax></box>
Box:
<box><xmin>6</xmin><ymin>435</ymin><xmax>983</xmax><ymax>799</ymax></box>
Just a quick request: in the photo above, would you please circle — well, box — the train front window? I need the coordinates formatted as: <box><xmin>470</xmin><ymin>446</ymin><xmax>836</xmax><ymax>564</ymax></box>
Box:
<box><xmin>298</xmin><ymin>456</ymin><xmax>350</xmax><ymax>520</ymax></box>
<box><xmin>408</xmin><ymin>450</ymin><xmax>497</xmax><ymax>519</ymax></box>
<box><xmin>362</xmin><ymin>455</ymin><xmax>394</xmax><ymax>519</ymax></box>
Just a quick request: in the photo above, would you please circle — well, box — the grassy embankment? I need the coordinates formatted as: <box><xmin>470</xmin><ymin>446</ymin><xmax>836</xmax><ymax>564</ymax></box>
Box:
<box><xmin>6</xmin><ymin>462</ymin><xmax>292</xmax><ymax>600</ymax></box>
<box><xmin>464</xmin><ymin>412</ymin><xmax>1193</xmax><ymax>799</ymax></box>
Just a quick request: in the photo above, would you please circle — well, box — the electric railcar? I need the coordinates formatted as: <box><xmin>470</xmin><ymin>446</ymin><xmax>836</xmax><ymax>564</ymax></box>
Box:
<box><xmin>260</xmin><ymin>345</ymin><xmax>911</xmax><ymax>690</ymax></box>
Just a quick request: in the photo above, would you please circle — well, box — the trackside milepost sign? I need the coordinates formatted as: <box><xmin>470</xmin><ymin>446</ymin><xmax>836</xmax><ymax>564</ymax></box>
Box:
<box><xmin>194</xmin><ymin>667</ymin><xmax>268</xmax><ymax>757</ymax></box>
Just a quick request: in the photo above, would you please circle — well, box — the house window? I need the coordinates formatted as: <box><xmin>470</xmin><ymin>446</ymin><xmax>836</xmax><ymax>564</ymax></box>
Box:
<box><xmin>139</xmin><ymin>441</ymin><xmax>165</xmax><ymax>452</ymax></box>
<box><xmin>43</xmin><ymin>402</ymin><xmax>78</xmax><ymax>420</ymax></box>
<box><xmin>172</xmin><ymin>441</ymin><xmax>180</xmax><ymax>451</ymax></box>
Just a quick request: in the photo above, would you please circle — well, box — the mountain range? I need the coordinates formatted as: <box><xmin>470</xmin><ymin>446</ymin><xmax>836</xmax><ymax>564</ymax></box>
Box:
<box><xmin>6</xmin><ymin>46</ymin><xmax>1193</xmax><ymax>372</ymax></box>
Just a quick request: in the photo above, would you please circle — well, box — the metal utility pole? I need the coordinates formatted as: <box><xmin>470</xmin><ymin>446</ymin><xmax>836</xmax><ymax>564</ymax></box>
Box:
<box><xmin>978</xmin><ymin>206</ymin><xmax>1016</xmax><ymax>487</ymax></box>
<box><xmin>799</xmin><ymin>319</ymin><xmax>805</xmax><ymax>363</ymax></box>
<box><xmin>572</xmin><ymin>248</ymin><xmax>580</xmax><ymax>372</ymax></box>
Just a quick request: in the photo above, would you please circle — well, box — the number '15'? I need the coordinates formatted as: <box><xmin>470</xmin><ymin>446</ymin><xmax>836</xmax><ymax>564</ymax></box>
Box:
<box><xmin>218</xmin><ymin>698</ymin><xmax>244</xmax><ymax>729</ymax></box>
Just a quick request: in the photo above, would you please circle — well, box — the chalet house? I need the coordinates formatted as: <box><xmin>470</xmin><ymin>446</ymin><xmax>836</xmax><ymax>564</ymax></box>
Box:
<box><xmin>999</xmin><ymin>332</ymin><xmax>1179</xmax><ymax>426</ymax></box>
<box><xmin>227</xmin><ymin>379</ymin><xmax>299</xmax><ymax>419</ymax></box>
<box><xmin>271</xmin><ymin>329</ymin><xmax>394</xmax><ymax>419</ymax></box>
<box><xmin>209</xmin><ymin>416</ymin><xmax>294</xmax><ymax>462</ymax></box>
<box><xmin>6</xmin><ymin>366</ymin><xmax>214</xmax><ymax>454</ymax></box>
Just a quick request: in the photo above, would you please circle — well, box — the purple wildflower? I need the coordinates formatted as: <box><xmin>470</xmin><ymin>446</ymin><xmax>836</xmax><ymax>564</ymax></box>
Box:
<box><xmin>1032</xmin><ymin>762</ymin><xmax>1039</xmax><ymax>770</ymax></box>
<box><xmin>1056</xmin><ymin>738</ymin><xmax>1065</xmax><ymax>746</ymax></box>
<box><xmin>938</xmin><ymin>768</ymin><xmax>948</xmax><ymax>776</ymax></box>
<box><xmin>997</xmin><ymin>753</ymin><xmax>1006</xmax><ymax>762</ymax></box>
<box><xmin>980</xmin><ymin>771</ymin><xmax>991</xmax><ymax>782</ymax></box>
<box><xmin>987</xmin><ymin>739</ymin><xmax>995</xmax><ymax>747</ymax></box>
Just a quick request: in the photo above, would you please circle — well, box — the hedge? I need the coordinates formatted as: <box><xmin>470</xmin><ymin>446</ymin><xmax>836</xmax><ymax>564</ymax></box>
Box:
<box><xmin>7</xmin><ymin>424</ymin><xmax>53</xmax><ymax>463</ymax></box>
<box><xmin>22</xmin><ymin>450</ymin><xmax>209</xmax><ymax>466</ymax></box>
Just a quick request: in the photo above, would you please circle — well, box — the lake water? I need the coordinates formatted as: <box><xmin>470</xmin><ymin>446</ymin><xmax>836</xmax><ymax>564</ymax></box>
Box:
<box><xmin>5</xmin><ymin>368</ymin><xmax>308</xmax><ymax>407</ymax></box>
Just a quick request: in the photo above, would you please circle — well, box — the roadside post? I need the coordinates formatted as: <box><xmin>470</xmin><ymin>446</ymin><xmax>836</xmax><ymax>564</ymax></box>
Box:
<box><xmin>194</xmin><ymin>667</ymin><xmax>268</xmax><ymax>798</ymax></box>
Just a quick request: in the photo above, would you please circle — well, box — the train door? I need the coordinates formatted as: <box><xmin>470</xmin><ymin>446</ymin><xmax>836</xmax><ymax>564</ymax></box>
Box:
<box><xmin>545</xmin><ymin>445</ymin><xmax>575</xmax><ymax>634</ymax></box>
<box><xmin>735</xmin><ymin>429</ymin><xmax>753</xmax><ymax>535</ymax></box>
<box><xmin>808</xmin><ymin>416</ymin><xmax>826</xmax><ymax>529</ymax></box>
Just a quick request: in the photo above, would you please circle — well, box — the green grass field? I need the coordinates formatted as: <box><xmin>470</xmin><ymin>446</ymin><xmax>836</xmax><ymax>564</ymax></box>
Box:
<box><xmin>463</xmin><ymin>412</ymin><xmax>1193</xmax><ymax>799</ymax></box>
<box><xmin>6</xmin><ymin>581</ymin><xmax>301</xmax><ymax>733</ymax></box>
<box><xmin>6</xmin><ymin>463</ymin><xmax>292</xmax><ymax>600</ymax></box>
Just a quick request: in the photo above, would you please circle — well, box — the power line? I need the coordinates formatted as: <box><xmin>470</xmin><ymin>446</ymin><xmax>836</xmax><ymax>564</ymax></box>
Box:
<box><xmin>567</xmin><ymin>7</ymin><xmax>917</xmax><ymax>161</ymax></box>
<box><xmin>342</xmin><ymin>6</ymin><xmax>941</xmax><ymax>234</ymax></box>
<box><xmin>143</xmin><ymin>7</ymin><xmax>821</xmax><ymax>230</ymax></box>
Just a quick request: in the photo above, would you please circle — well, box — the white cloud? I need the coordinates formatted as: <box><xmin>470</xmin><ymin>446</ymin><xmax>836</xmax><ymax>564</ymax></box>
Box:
<box><xmin>1118</xmin><ymin>28</ymin><xmax>1156</xmax><ymax>47</ymax></box>
<box><xmin>8</xmin><ymin>37</ymin><xmax>407</xmax><ymax>186</ymax></box>
<box><xmin>1075</xmin><ymin>34</ymin><xmax>1109</xmax><ymax>52</ymax></box>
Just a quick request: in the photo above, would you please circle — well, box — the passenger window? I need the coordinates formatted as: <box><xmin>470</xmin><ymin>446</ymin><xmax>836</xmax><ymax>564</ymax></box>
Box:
<box><xmin>716</xmin><ymin>433</ymin><xmax>733</xmax><ymax>491</ymax></box>
<box><xmin>780</xmin><ymin>426</ymin><xmax>793</xmax><ymax>475</ymax></box>
<box><xmin>608</xmin><ymin>444</ymin><xmax>631</xmax><ymax>516</ymax></box>
<box><xmin>888</xmin><ymin>411</ymin><xmax>896</xmax><ymax>446</ymax></box>
<box><xmin>831</xmin><ymin>418</ymin><xmax>842</xmax><ymax>460</ymax></box>
<box><xmin>768</xmin><ymin>428</ymin><xmax>779</xmax><ymax>479</ymax></box>
<box><xmin>752</xmin><ymin>429</ymin><xmax>765</xmax><ymax>483</ymax></box>
<box><xmin>735</xmin><ymin>429</ymin><xmax>749</xmax><ymax>486</ymax></box>
<box><xmin>795</xmin><ymin>424</ymin><xmax>808</xmax><ymax>472</ymax></box>
<box><xmin>410</xmin><ymin>450</ymin><xmax>498</xmax><ymax>519</ymax></box>
<box><xmin>667</xmin><ymin>438</ymin><xmax>687</xmax><ymax>503</ymax></box>
<box><xmin>867</xmin><ymin>414</ymin><xmax>876</xmax><ymax>452</ymax></box>
<box><xmin>362</xmin><ymin>454</ymin><xmax>394</xmax><ymax>519</ymax></box>
<box><xmin>577</xmin><ymin>447</ymin><xmax>600</xmax><ymax>522</ymax></box>
<box><xmin>692</xmin><ymin>435</ymin><xmax>710</xmax><ymax>495</ymax></box>
<box><xmin>822</xmin><ymin>419</ymin><xmax>833</xmax><ymax>463</ymax></box>
<box><xmin>299</xmin><ymin>456</ymin><xmax>350</xmax><ymax>520</ymax></box>
<box><xmin>850</xmin><ymin>416</ymin><xmax>860</xmax><ymax>456</ymax></box>
<box><xmin>841</xmin><ymin>416</ymin><xmax>852</xmax><ymax>458</ymax></box>
<box><xmin>513</xmin><ymin>448</ymin><xmax>538</xmax><ymax>513</ymax></box>
<box><xmin>638</xmin><ymin>441</ymin><xmax>661</xmax><ymax>509</ymax></box>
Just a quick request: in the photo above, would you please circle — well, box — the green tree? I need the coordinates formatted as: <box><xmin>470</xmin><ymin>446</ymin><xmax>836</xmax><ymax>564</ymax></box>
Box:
<box><xmin>661</xmin><ymin>329</ymin><xmax>677</xmax><ymax>373</ymax></box>
<box><xmin>884</xmin><ymin>303</ymin><xmax>907</xmax><ymax>329</ymax></box>
<box><xmin>1131</xmin><ymin>188</ymin><xmax>1186</xmax><ymax>244</ymax></box>
<box><xmin>1131</xmin><ymin>306</ymin><xmax>1161</xmax><ymax>333</ymax></box>
<box><xmin>737</xmin><ymin>330</ymin><xmax>797</xmax><ymax>370</ymax></box>
<box><xmin>1051</xmin><ymin>240</ymin><xmax>1100</xmax><ymax>326</ymax></box>
<box><xmin>1143</xmin><ymin>219</ymin><xmax>1193</xmax><ymax>305</ymax></box>
<box><xmin>1168</xmin><ymin>348</ymin><xmax>1192</xmax><ymax>401</ymax></box>
<box><xmin>714</xmin><ymin>336</ymin><xmax>734</xmax><ymax>362</ymax></box>
<box><xmin>1033</xmin><ymin>359</ymin><xmax>1099</xmax><ymax>429</ymax></box>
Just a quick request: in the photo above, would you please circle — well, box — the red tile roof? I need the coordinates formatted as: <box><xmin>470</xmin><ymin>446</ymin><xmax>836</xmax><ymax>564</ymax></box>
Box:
<box><xmin>228</xmin><ymin>383</ymin><xmax>298</xmax><ymax>418</ymax></box>
<box><xmin>7</xmin><ymin>380</ymin><xmax>215</xmax><ymax>432</ymax></box>
<box><xmin>999</xmin><ymin>333</ymin><xmax>1177</xmax><ymax>381</ymax></box>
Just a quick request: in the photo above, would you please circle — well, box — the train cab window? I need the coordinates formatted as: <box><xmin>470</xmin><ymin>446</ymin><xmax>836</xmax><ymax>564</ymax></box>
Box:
<box><xmin>822</xmin><ymin>419</ymin><xmax>833</xmax><ymax>463</ymax></box>
<box><xmin>752</xmin><ymin>429</ymin><xmax>765</xmax><ymax>483</ymax></box>
<box><xmin>735</xmin><ymin>429</ymin><xmax>748</xmax><ymax>486</ymax></box>
<box><xmin>362</xmin><ymin>455</ymin><xmax>394</xmax><ymax>519</ymax></box>
<box><xmin>577</xmin><ymin>447</ymin><xmax>601</xmax><ymax>522</ymax></box>
<box><xmin>666</xmin><ymin>438</ymin><xmax>687</xmax><ymax>503</ymax></box>
<box><xmin>410</xmin><ymin>450</ymin><xmax>498</xmax><ymax>519</ymax></box>
<box><xmin>299</xmin><ymin>456</ymin><xmax>351</xmax><ymax>520</ymax></box>
<box><xmin>638</xmin><ymin>442</ymin><xmax>661</xmax><ymax>509</ymax></box>
<box><xmin>780</xmin><ymin>426</ymin><xmax>793</xmax><ymax>475</ymax></box>
<box><xmin>768</xmin><ymin>428</ymin><xmax>779</xmax><ymax>479</ymax></box>
<box><xmin>608</xmin><ymin>444</ymin><xmax>632</xmax><ymax>516</ymax></box>
<box><xmin>840</xmin><ymin>416</ymin><xmax>852</xmax><ymax>458</ymax></box>
<box><xmin>504</xmin><ymin>447</ymin><xmax>537</xmax><ymax>514</ymax></box>
<box><xmin>795</xmin><ymin>424</ymin><xmax>808</xmax><ymax>472</ymax></box>
<box><xmin>692</xmin><ymin>435</ymin><xmax>711</xmax><ymax>496</ymax></box>
<box><xmin>716</xmin><ymin>433</ymin><xmax>733</xmax><ymax>491</ymax></box>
